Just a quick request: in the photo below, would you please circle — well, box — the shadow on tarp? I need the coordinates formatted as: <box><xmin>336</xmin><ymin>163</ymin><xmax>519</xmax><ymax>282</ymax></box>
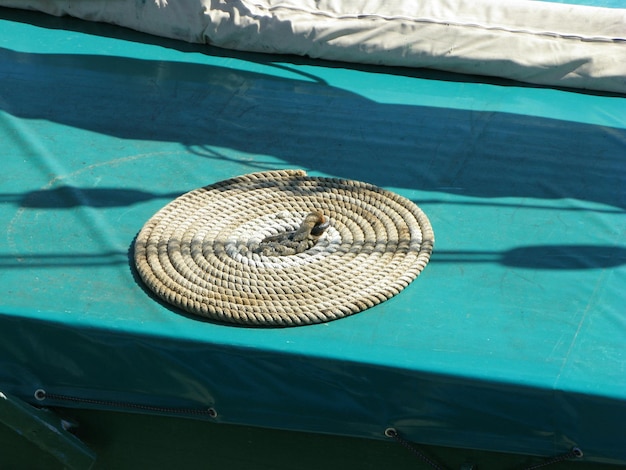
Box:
<box><xmin>11</xmin><ymin>186</ymin><xmax>183</xmax><ymax>208</ymax></box>
<box><xmin>2</xmin><ymin>244</ymin><xmax>625</xmax><ymax>270</ymax></box>
<box><xmin>4</xmin><ymin>187</ymin><xmax>626</xmax><ymax>213</ymax></box>
<box><xmin>0</xmin><ymin>11</ymin><xmax>624</xmax><ymax>211</ymax></box>
<box><xmin>434</xmin><ymin>245</ymin><xmax>626</xmax><ymax>270</ymax></box>
<box><xmin>2</xmin><ymin>184</ymin><xmax>625</xmax><ymax>271</ymax></box>
<box><xmin>0</xmin><ymin>311</ymin><xmax>624</xmax><ymax>465</ymax></box>
<box><xmin>1</xmin><ymin>8</ymin><xmax>624</xmax><ymax>273</ymax></box>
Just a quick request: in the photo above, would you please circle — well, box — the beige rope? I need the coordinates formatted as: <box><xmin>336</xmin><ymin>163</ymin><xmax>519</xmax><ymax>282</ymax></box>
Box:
<box><xmin>134</xmin><ymin>170</ymin><xmax>434</xmax><ymax>326</ymax></box>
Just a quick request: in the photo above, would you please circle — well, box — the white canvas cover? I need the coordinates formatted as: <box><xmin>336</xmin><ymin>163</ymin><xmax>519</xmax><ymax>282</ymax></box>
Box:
<box><xmin>3</xmin><ymin>0</ymin><xmax>625</xmax><ymax>93</ymax></box>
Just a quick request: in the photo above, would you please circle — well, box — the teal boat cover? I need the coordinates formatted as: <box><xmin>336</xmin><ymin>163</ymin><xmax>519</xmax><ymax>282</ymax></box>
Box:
<box><xmin>0</xmin><ymin>4</ymin><xmax>625</xmax><ymax>465</ymax></box>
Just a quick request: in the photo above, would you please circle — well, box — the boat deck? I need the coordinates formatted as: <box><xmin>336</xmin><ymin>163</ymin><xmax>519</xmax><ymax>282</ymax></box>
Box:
<box><xmin>1</xmin><ymin>6</ymin><xmax>625</xmax><ymax>466</ymax></box>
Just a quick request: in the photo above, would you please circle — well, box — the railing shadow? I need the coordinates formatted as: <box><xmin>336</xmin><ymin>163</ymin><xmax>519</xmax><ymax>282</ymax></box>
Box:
<box><xmin>0</xmin><ymin>11</ymin><xmax>624</xmax><ymax>211</ymax></box>
<box><xmin>7</xmin><ymin>186</ymin><xmax>183</xmax><ymax>209</ymax></box>
<box><xmin>434</xmin><ymin>245</ymin><xmax>626</xmax><ymax>270</ymax></box>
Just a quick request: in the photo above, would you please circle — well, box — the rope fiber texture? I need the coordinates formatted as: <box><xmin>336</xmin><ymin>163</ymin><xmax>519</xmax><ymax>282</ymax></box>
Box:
<box><xmin>134</xmin><ymin>170</ymin><xmax>434</xmax><ymax>326</ymax></box>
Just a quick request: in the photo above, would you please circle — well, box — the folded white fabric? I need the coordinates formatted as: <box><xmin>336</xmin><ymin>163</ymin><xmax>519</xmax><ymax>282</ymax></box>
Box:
<box><xmin>4</xmin><ymin>0</ymin><xmax>625</xmax><ymax>93</ymax></box>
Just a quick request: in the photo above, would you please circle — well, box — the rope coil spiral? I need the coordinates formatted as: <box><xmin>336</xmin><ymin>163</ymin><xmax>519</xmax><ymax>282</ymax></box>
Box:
<box><xmin>134</xmin><ymin>170</ymin><xmax>434</xmax><ymax>326</ymax></box>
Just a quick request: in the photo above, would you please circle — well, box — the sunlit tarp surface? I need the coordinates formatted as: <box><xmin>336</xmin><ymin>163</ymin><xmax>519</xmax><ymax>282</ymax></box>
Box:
<box><xmin>0</xmin><ymin>6</ymin><xmax>625</xmax><ymax>465</ymax></box>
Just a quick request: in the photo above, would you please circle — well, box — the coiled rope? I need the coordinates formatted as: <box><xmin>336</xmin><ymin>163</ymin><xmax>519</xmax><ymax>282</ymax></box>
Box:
<box><xmin>134</xmin><ymin>170</ymin><xmax>434</xmax><ymax>326</ymax></box>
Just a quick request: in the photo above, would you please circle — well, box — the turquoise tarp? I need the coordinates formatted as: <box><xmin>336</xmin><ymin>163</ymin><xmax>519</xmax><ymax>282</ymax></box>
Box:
<box><xmin>0</xmin><ymin>7</ymin><xmax>625</xmax><ymax>464</ymax></box>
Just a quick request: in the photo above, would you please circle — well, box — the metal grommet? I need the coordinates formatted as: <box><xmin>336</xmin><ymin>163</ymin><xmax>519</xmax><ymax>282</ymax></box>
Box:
<box><xmin>207</xmin><ymin>407</ymin><xmax>218</xmax><ymax>418</ymax></box>
<box><xmin>572</xmin><ymin>447</ymin><xmax>584</xmax><ymax>458</ymax></box>
<box><xmin>34</xmin><ymin>389</ymin><xmax>46</xmax><ymax>401</ymax></box>
<box><xmin>384</xmin><ymin>427</ymin><xmax>397</xmax><ymax>438</ymax></box>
